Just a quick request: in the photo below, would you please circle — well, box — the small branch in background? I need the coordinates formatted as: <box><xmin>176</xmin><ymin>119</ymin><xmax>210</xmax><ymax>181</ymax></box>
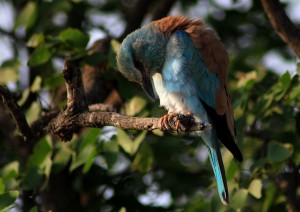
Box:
<box><xmin>151</xmin><ymin>0</ymin><xmax>176</xmax><ymax>21</ymax></box>
<box><xmin>0</xmin><ymin>86</ymin><xmax>34</xmax><ymax>141</ymax></box>
<box><xmin>261</xmin><ymin>0</ymin><xmax>300</xmax><ymax>57</ymax></box>
<box><xmin>120</xmin><ymin>0</ymin><xmax>152</xmax><ymax>40</ymax></box>
<box><xmin>274</xmin><ymin>161</ymin><xmax>300</xmax><ymax>212</ymax></box>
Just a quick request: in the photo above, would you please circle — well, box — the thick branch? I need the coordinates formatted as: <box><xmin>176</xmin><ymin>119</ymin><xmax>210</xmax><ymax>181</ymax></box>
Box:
<box><xmin>261</xmin><ymin>0</ymin><xmax>300</xmax><ymax>57</ymax></box>
<box><xmin>47</xmin><ymin>111</ymin><xmax>211</xmax><ymax>141</ymax></box>
<box><xmin>0</xmin><ymin>86</ymin><xmax>34</xmax><ymax>141</ymax></box>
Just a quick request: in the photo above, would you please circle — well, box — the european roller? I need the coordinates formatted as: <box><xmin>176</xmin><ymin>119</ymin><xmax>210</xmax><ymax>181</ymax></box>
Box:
<box><xmin>116</xmin><ymin>16</ymin><xmax>243</xmax><ymax>205</ymax></box>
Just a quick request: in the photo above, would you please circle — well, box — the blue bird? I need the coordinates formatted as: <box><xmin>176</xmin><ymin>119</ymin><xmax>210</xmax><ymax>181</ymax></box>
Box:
<box><xmin>116</xmin><ymin>16</ymin><xmax>243</xmax><ymax>205</ymax></box>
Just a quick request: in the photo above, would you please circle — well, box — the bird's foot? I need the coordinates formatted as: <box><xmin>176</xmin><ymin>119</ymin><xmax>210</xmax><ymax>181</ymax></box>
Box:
<box><xmin>160</xmin><ymin>113</ymin><xmax>195</xmax><ymax>133</ymax></box>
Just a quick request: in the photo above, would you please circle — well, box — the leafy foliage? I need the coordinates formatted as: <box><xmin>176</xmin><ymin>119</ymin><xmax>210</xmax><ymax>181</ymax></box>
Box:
<box><xmin>0</xmin><ymin>0</ymin><xmax>299</xmax><ymax>211</ymax></box>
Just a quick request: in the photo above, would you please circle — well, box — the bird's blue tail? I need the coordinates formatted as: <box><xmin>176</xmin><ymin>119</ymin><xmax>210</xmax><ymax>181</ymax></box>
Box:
<box><xmin>201</xmin><ymin>130</ymin><xmax>229</xmax><ymax>205</ymax></box>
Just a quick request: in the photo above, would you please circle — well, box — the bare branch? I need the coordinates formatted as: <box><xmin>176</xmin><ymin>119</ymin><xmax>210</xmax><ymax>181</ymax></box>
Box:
<box><xmin>261</xmin><ymin>0</ymin><xmax>300</xmax><ymax>57</ymax></box>
<box><xmin>0</xmin><ymin>86</ymin><xmax>34</xmax><ymax>141</ymax></box>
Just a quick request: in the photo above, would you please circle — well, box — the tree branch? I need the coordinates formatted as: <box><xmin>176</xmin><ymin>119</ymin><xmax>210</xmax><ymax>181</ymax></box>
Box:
<box><xmin>261</xmin><ymin>0</ymin><xmax>300</xmax><ymax>57</ymax></box>
<box><xmin>0</xmin><ymin>60</ymin><xmax>211</xmax><ymax>142</ymax></box>
<box><xmin>0</xmin><ymin>86</ymin><xmax>34</xmax><ymax>141</ymax></box>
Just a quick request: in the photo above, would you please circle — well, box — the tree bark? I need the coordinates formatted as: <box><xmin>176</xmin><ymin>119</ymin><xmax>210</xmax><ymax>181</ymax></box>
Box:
<box><xmin>261</xmin><ymin>0</ymin><xmax>300</xmax><ymax>57</ymax></box>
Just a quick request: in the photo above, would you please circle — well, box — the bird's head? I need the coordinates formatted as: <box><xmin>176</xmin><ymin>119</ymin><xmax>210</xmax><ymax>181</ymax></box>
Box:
<box><xmin>117</xmin><ymin>25</ymin><xmax>166</xmax><ymax>100</ymax></box>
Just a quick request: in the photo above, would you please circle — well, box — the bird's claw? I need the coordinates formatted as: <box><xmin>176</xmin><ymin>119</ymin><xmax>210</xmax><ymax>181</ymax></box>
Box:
<box><xmin>160</xmin><ymin>113</ymin><xmax>195</xmax><ymax>133</ymax></box>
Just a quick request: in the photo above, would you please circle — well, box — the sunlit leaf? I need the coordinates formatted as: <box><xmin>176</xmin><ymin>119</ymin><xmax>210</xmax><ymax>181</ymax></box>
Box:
<box><xmin>0</xmin><ymin>59</ymin><xmax>20</xmax><ymax>84</ymax></box>
<box><xmin>31</xmin><ymin>76</ymin><xmax>42</xmax><ymax>92</ymax></box>
<box><xmin>27</xmin><ymin>33</ymin><xmax>45</xmax><ymax>48</ymax></box>
<box><xmin>116</xmin><ymin>128</ymin><xmax>134</xmax><ymax>154</ymax></box>
<box><xmin>248</xmin><ymin>179</ymin><xmax>262</xmax><ymax>199</ymax></box>
<box><xmin>117</xmin><ymin>129</ymin><xmax>146</xmax><ymax>155</ymax></box>
<box><xmin>124</xmin><ymin>96</ymin><xmax>147</xmax><ymax>116</ymax></box>
<box><xmin>14</xmin><ymin>2</ymin><xmax>37</xmax><ymax>30</ymax></box>
<box><xmin>25</xmin><ymin>102</ymin><xmax>41</xmax><ymax>125</ymax></box>
<box><xmin>230</xmin><ymin>189</ymin><xmax>248</xmax><ymax>209</ymax></box>
<box><xmin>28</xmin><ymin>46</ymin><xmax>52</xmax><ymax>67</ymax></box>
<box><xmin>0</xmin><ymin>161</ymin><xmax>19</xmax><ymax>190</ymax></box>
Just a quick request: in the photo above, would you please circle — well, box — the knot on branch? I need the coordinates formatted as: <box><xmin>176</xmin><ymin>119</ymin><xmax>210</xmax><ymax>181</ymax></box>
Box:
<box><xmin>63</xmin><ymin>60</ymin><xmax>88</xmax><ymax>114</ymax></box>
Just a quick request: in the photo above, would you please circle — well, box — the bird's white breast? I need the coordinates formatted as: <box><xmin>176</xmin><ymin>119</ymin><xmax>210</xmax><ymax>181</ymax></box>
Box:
<box><xmin>151</xmin><ymin>73</ymin><xmax>190</xmax><ymax>114</ymax></box>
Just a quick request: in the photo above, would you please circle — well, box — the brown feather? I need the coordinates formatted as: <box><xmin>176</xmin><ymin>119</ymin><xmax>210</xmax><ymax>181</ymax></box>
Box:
<box><xmin>152</xmin><ymin>16</ymin><xmax>235</xmax><ymax>140</ymax></box>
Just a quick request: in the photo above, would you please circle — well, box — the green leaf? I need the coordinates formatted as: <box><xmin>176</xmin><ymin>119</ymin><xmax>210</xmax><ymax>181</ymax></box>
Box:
<box><xmin>14</xmin><ymin>2</ymin><xmax>37</xmax><ymax>30</ymax></box>
<box><xmin>108</xmin><ymin>39</ymin><xmax>121</xmax><ymax>68</ymax></box>
<box><xmin>210</xmin><ymin>190</ymin><xmax>225</xmax><ymax>212</ymax></box>
<box><xmin>124</xmin><ymin>96</ymin><xmax>147</xmax><ymax>116</ymax></box>
<box><xmin>0</xmin><ymin>179</ymin><xmax>5</xmax><ymax>194</ymax></box>
<box><xmin>230</xmin><ymin>189</ymin><xmax>248</xmax><ymax>209</ymax></box>
<box><xmin>25</xmin><ymin>102</ymin><xmax>41</xmax><ymax>125</ymax></box>
<box><xmin>52</xmin><ymin>142</ymin><xmax>71</xmax><ymax>173</ymax></box>
<box><xmin>0</xmin><ymin>59</ymin><xmax>20</xmax><ymax>84</ymax></box>
<box><xmin>28</xmin><ymin>46</ymin><xmax>52</xmax><ymax>67</ymax></box>
<box><xmin>22</xmin><ymin>137</ymin><xmax>53</xmax><ymax>190</ymax></box>
<box><xmin>70</xmin><ymin>129</ymin><xmax>100</xmax><ymax>172</ymax></box>
<box><xmin>31</xmin><ymin>76</ymin><xmax>42</xmax><ymax>92</ymax></box>
<box><xmin>27</xmin><ymin>33</ymin><xmax>45</xmax><ymax>48</ymax></box>
<box><xmin>102</xmin><ymin>138</ymin><xmax>119</xmax><ymax>169</ymax></box>
<box><xmin>262</xmin><ymin>182</ymin><xmax>276</xmax><ymax>212</ymax></box>
<box><xmin>59</xmin><ymin>28</ymin><xmax>89</xmax><ymax>49</ymax></box>
<box><xmin>29</xmin><ymin>206</ymin><xmax>38</xmax><ymax>212</ymax></box>
<box><xmin>297</xmin><ymin>62</ymin><xmax>300</xmax><ymax>75</ymax></box>
<box><xmin>27</xmin><ymin>136</ymin><xmax>52</xmax><ymax>169</ymax></box>
<box><xmin>0</xmin><ymin>161</ymin><xmax>19</xmax><ymax>187</ymax></box>
<box><xmin>44</xmin><ymin>74</ymin><xmax>64</xmax><ymax>88</ymax></box>
<box><xmin>267</xmin><ymin>141</ymin><xmax>293</xmax><ymax>162</ymax></box>
<box><xmin>0</xmin><ymin>190</ymin><xmax>19</xmax><ymax>211</ymax></box>
<box><xmin>102</xmin><ymin>138</ymin><xmax>119</xmax><ymax>153</ymax></box>
<box><xmin>117</xmin><ymin>129</ymin><xmax>146</xmax><ymax>155</ymax></box>
<box><xmin>132</xmin><ymin>143</ymin><xmax>154</xmax><ymax>173</ymax></box>
<box><xmin>248</xmin><ymin>179</ymin><xmax>262</xmax><ymax>199</ymax></box>
<box><xmin>279</xmin><ymin>71</ymin><xmax>291</xmax><ymax>91</ymax></box>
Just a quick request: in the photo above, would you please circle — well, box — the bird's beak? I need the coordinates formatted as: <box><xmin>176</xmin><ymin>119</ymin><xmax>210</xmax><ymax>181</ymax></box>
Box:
<box><xmin>141</xmin><ymin>75</ymin><xmax>156</xmax><ymax>101</ymax></box>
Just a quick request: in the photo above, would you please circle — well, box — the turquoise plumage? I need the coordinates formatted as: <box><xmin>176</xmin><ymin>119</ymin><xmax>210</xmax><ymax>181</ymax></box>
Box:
<box><xmin>117</xmin><ymin>16</ymin><xmax>243</xmax><ymax>205</ymax></box>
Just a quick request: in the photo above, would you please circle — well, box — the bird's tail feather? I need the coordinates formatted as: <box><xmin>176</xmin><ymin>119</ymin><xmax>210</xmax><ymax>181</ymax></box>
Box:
<box><xmin>206</xmin><ymin>143</ymin><xmax>229</xmax><ymax>205</ymax></box>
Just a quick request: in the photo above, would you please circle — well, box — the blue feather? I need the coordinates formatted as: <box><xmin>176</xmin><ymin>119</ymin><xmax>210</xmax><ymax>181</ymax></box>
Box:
<box><xmin>160</xmin><ymin>30</ymin><xmax>229</xmax><ymax>204</ymax></box>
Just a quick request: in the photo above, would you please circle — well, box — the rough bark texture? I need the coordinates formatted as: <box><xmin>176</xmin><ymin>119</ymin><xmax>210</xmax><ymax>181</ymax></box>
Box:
<box><xmin>261</xmin><ymin>0</ymin><xmax>300</xmax><ymax>57</ymax></box>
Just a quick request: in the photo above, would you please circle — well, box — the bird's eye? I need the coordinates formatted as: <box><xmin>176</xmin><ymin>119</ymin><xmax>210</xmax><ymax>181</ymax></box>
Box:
<box><xmin>133</xmin><ymin>58</ymin><xmax>143</xmax><ymax>71</ymax></box>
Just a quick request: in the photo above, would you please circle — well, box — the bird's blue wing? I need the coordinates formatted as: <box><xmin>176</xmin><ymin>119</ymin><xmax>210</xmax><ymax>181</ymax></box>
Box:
<box><xmin>162</xmin><ymin>30</ymin><xmax>220</xmax><ymax>111</ymax></box>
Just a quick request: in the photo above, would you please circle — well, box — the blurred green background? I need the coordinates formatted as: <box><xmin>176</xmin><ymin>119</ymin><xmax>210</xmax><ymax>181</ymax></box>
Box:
<box><xmin>0</xmin><ymin>0</ymin><xmax>299</xmax><ymax>211</ymax></box>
